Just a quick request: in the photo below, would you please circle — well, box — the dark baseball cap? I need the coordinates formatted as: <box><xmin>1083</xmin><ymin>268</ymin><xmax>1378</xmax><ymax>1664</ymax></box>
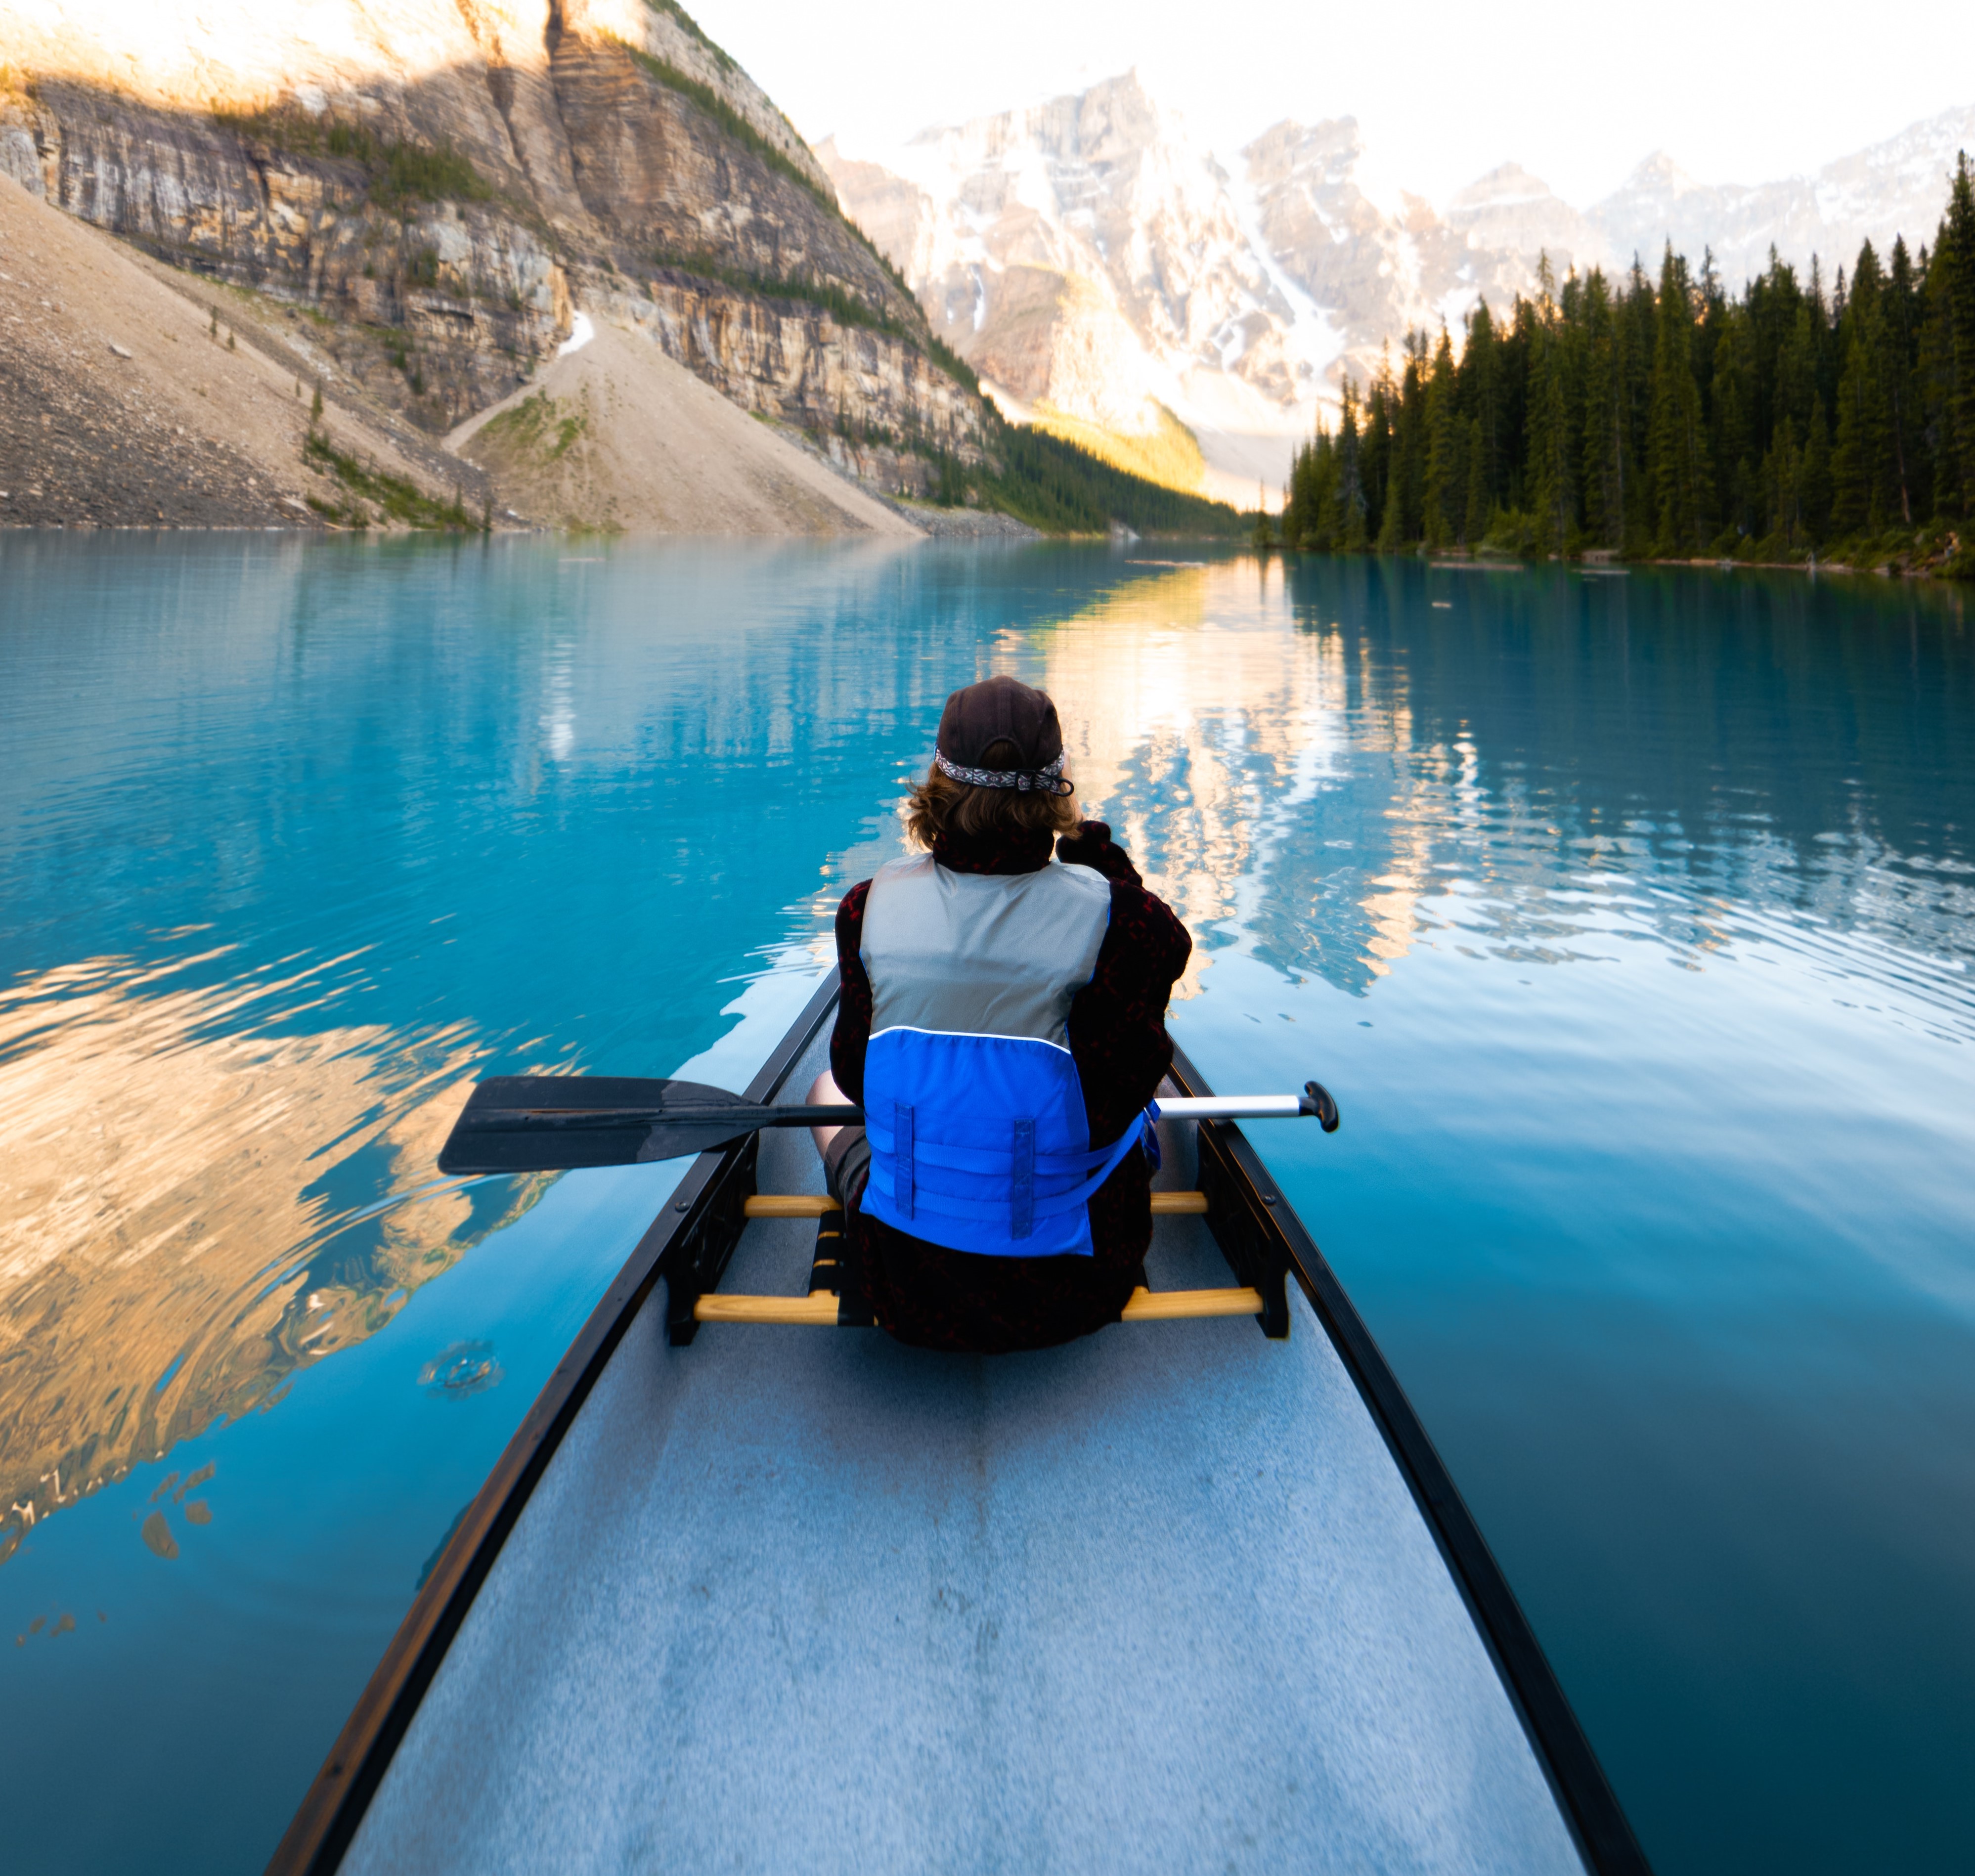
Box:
<box><xmin>936</xmin><ymin>675</ymin><xmax>1063</xmax><ymax>772</ymax></box>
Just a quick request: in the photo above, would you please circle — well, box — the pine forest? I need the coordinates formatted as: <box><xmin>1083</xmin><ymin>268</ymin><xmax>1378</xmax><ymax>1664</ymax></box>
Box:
<box><xmin>1278</xmin><ymin>155</ymin><xmax>1975</xmax><ymax>575</ymax></box>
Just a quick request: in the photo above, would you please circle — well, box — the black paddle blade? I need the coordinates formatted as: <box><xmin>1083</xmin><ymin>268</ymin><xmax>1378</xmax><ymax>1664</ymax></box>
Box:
<box><xmin>438</xmin><ymin>1075</ymin><xmax>761</xmax><ymax>1175</ymax></box>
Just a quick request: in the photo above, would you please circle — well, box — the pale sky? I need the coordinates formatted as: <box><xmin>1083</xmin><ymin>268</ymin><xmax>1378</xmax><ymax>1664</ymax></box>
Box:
<box><xmin>690</xmin><ymin>0</ymin><xmax>1975</xmax><ymax>209</ymax></box>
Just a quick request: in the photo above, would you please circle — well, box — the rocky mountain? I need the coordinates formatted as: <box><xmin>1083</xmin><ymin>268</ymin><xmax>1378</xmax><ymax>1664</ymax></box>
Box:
<box><xmin>1238</xmin><ymin>119</ymin><xmax>1547</xmax><ymax>379</ymax></box>
<box><xmin>0</xmin><ymin>0</ymin><xmax>988</xmax><ymax>510</ymax></box>
<box><xmin>826</xmin><ymin>76</ymin><xmax>1975</xmax><ymax>500</ymax></box>
<box><xmin>821</xmin><ymin>74</ymin><xmax>1342</xmax><ymax>507</ymax></box>
<box><xmin>824</xmin><ymin>78</ymin><xmax>1565</xmax><ymax>504</ymax></box>
<box><xmin>1589</xmin><ymin>104</ymin><xmax>1975</xmax><ymax>286</ymax></box>
<box><xmin>0</xmin><ymin>172</ymin><xmax>490</xmax><ymax>530</ymax></box>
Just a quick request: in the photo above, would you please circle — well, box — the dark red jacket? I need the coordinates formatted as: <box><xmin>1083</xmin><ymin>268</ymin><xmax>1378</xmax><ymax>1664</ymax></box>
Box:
<box><xmin>829</xmin><ymin>821</ymin><xmax>1192</xmax><ymax>1353</ymax></box>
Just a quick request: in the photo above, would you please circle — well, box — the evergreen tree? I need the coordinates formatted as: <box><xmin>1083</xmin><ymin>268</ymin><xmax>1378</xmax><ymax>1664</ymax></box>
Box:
<box><xmin>1462</xmin><ymin>417</ymin><xmax>1489</xmax><ymax>546</ymax></box>
<box><xmin>1941</xmin><ymin>152</ymin><xmax>1975</xmax><ymax>516</ymax></box>
<box><xmin>1647</xmin><ymin>246</ymin><xmax>1709</xmax><ymax>552</ymax></box>
<box><xmin>1339</xmin><ymin>378</ymin><xmax>1368</xmax><ymax>549</ymax></box>
<box><xmin>1527</xmin><ymin>313</ymin><xmax>1574</xmax><ymax>552</ymax></box>
<box><xmin>1885</xmin><ymin>236</ymin><xmax>1922</xmax><ymax>522</ymax></box>
<box><xmin>1422</xmin><ymin>327</ymin><xmax>1460</xmax><ymax>548</ymax></box>
<box><xmin>1619</xmin><ymin>257</ymin><xmax>1658</xmax><ymax>546</ymax></box>
<box><xmin>1580</xmin><ymin>272</ymin><xmax>1621</xmax><ymax>545</ymax></box>
<box><xmin>1767</xmin><ymin>413</ymin><xmax>1803</xmax><ymax>547</ymax></box>
<box><xmin>1708</xmin><ymin>308</ymin><xmax>1755</xmax><ymax>539</ymax></box>
<box><xmin>1802</xmin><ymin>397</ymin><xmax>1835</xmax><ymax>540</ymax></box>
<box><xmin>1389</xmin><ymin>333</ymin><xmax>1430</xmax><ymax>545</ymax></box>
<box><xmin>1831</xmin><ymin>240</ymin><xmax>1897</xmax><ymax>532</ymax></box>
<box><xmin>1361</xmin><ymin>349</ymin><xmax>1397</xmax><ymax>544</ymax></box>
<box><xmin>1462</xmin><ymin>300</ymin><xmax>1503</xmax><ymax>507</ymax></box>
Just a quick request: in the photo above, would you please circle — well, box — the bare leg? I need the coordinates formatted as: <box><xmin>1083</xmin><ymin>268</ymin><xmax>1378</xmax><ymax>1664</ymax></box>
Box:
<box><xmin>808</xmin><ymin>1070</ymin><xmax>847</xmax><ymax>1160</ymax></box>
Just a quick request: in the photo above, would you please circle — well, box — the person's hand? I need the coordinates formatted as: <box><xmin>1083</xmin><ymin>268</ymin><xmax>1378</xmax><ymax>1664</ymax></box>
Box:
<box><xmin>1057</xmin><ymin>820</ymin><xmax>1133</xmax><ymax>877</ymax></box>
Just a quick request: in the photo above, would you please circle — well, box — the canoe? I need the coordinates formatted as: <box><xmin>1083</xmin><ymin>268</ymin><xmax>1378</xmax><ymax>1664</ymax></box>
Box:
<box><xmin>269</xmin><ymin>975</ymin><xmax>1649</xmax><ymax>1875</ymax></box>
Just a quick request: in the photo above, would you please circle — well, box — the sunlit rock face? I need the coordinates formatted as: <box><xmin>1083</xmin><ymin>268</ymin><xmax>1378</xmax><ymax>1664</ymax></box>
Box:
<box><xmin>1444</xmin><ymin>164</ymin><xmax>1596</xmax><ymax>280</ymax></box>
<box><xmin>1244</xmin><ymin>119</ymin><xmax>1462</xmax><ymax>384</ymax></box>
<box><xmin>0</xmin><ymin>0</ymin><xmax>985</xmax><ymax>453</ymax></box>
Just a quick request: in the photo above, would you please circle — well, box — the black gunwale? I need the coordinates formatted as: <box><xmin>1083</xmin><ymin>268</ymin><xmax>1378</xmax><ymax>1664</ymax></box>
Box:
<box><xmin>1165</xmin><ymin>1038</ymin><xmax>1651</xmax><ymax>1876</ymax></box>
<box><xmin>268</xmin><ymin>977</ymin><xmax>1648</xmax><ymax>1876</ymax></box>
<box><xmin>264</xmin><ymin>975</ymin><xmax>841</xmax><ymax>1876</ymax></box>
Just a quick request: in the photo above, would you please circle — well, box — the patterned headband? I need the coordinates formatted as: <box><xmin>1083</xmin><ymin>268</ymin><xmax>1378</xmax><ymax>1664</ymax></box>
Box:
<box><xmin>934</xmin><ymin>749</ymin><xmax>1074</xmax><ymax>796</ymax></box>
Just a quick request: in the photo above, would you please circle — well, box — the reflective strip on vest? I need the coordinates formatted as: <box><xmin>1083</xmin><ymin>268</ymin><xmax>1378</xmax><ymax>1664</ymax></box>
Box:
<box><xmin>859</xmin><ymin>856</ymin><xmax>1135</xmax><ymax>1260</ymax></box>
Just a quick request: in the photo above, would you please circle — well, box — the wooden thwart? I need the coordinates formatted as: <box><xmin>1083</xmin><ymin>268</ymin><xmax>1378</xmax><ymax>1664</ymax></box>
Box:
<box><xmin>695</xmin><ymin>1292</ymin><xmax>845</xmax><ymax>1325</ymax></box>
<box><xmin>704</xmin><ymin>1187</ymin><xmax>1244</xmax><ymax>1325</ymax></box>
<box><xmin>1119</xmin><ymin>1284</ymin><xmax>1264</xmax><ymax>1320</ymax></box>
<box><xmin>742</xmin><ymin>1190</ymin><xmax>1210</xmax><ymax>1220</ymax></box>
<box><xmin>693</xmin><ymin>1285</ymin><xmax>1264</xmax><ymax>1326</ymax></box>
<box><xmin>744</xmin><ymin>1194</ymin><xmax>842</xmax><ymax>1218</ymax></box>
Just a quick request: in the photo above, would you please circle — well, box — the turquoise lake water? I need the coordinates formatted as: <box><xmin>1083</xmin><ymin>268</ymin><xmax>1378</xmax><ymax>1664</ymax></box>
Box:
<box><xmin>0</xmin><ymin>535</ymin><xmax>1970</xmax><ymax>1875</ymax></box>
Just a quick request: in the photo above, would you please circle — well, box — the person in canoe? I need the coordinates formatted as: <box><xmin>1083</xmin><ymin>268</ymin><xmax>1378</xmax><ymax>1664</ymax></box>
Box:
<box><xmin>807</xmin><ymin>675</ymin><xmax>1192</xmax><ymax>1352</ymax></box>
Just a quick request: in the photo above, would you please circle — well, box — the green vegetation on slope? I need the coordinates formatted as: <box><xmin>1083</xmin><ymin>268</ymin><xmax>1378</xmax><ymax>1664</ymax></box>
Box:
<box><xmin>649</xmin><ymin>249</ymin><xmax>977</xmax><ymax>389</ymax></box>
<box><xmin>957</xmin><ymin>423</ymin><xmax>1245</xmax><ymax>536</ymax></box>
<box><xmin>209</xmin><ymin>108</ymin><xmax>490</xmax><ymax>210</ymax></box>
<box><xmin>477</xmin><ymin>391</ymin><xmax>588</xmax><ymax>462</ymax></box>
<box><xmin>302</xmin><ymin>431</ymin><xmax>483</xmax><ymax>529</ymax></box>
<box><xmin>1030</xmin><ymin>401</ymin><xmax>1208</xmax><ymax>496</ymax></box>
<box><xmin>641</xmin><ymin>0</ymin><xmax>735</xmax><ymax>71</ymax></box>
<box><xmin>653</xmin><ymin>249</ymin><xmax>900</xmax><ymax>334</ymax></box>
<box><xmin>1280</xmin><ymin>154</ymin><xmax>1975</xmax><ymax>575</ymax></box>
<box><xmin>614</xmin><ymin>38</ymin><xmax>977</xmax><ymax>394</ymax></box>
<box><xmin>619</xmin><ymin>44</ymin><xmax>826</xmax><ymax>209</ymax></box>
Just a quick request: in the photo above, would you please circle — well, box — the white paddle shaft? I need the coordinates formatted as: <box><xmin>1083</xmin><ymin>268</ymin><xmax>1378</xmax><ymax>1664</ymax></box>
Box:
<box><xmin>1152</xmin><ymin>1095</ymin><xmax>1307</xmax><ymax>1120</ymax></box>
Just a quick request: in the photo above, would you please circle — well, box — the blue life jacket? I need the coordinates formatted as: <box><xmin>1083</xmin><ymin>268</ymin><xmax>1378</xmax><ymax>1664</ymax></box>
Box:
<box><xmin>856</xmin><ymin>854</ymin><xmax>1154</xmax><ymax>1258</ymax></box>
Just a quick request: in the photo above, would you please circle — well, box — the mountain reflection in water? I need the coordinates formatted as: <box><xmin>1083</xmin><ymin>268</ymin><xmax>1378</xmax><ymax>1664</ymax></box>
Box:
<box><xmin>0</xmin><ymin>944</ymin><xmax>548</xmax><ymax>1562</ymax></box>
<box><xmin>1032</xmin><ymin>558</ymin><xmax>1972</xmax><ymax>1028</ymax></box>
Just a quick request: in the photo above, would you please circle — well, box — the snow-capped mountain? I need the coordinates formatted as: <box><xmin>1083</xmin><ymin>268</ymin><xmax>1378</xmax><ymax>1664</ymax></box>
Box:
<box><xmin>821</xmin><ymin>73</ymin><xmax>1347</xmax><ymax>506</ymax></box>
<box><xmin>1239</xmin><ymin>122</ymin><xmax>1554</xmax><ymax>381</ymax></box>
<box><xmin>1591</xmin><ymin>105</ymin><xmax>1975</xmax><ymax>286</ymax></box>
<box><xmin>824</xmin><ymin>77</ymin><xmax>1975</xmax><ymax>502</ymax></box>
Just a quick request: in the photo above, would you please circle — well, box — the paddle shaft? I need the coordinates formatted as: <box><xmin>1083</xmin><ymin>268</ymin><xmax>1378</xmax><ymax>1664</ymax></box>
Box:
<box><xmin>439</xmin><ymin>1074</ymin><xmax>1338</xmax><ymax>1173</ymax></box>
<box><xmin>478</xmin><ymin>1103</ymin><xmax>859</xmax><ymax>1131</ymax></box>
<box><xmin>468</xmin><ymin>1095</ymin><xmax>1317</xmax><ymax>1132</ymax></box>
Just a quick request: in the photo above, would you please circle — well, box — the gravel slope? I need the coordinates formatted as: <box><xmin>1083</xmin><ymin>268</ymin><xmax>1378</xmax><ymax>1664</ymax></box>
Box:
<box><xmin>0</xmin><ymin>175</ymin><xmax>466</xmax><ymax>530</ymax></box>
<box><xmin>447</xmin><ymin>325</ymin><xmax>921</xmax><ymax>537</ymax></box>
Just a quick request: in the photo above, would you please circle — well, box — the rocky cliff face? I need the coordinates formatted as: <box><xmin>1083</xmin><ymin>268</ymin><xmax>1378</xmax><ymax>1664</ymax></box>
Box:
<box><xmin>0</xmin><ymin>0</ymin><xmax>985</xmax><ymax>461</ymax></box>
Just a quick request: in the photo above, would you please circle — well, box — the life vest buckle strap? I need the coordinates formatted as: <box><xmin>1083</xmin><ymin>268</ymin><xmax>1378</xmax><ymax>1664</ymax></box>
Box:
<box><xmin>895</xmin><ymin>1102</ymin><xmax>915</xmax><ymax>1220</ymax></box>
<box><xmin>1010</xmin><ymin>1118</ymin><xmax>1035</xmax><ymax>1239</ymax></box>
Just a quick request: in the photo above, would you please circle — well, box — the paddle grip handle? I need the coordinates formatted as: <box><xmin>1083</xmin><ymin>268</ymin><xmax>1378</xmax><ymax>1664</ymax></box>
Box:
<box><xmin>1299</xmin><ymin>1080</ymin><xmax>1341</xmax><ymax>1132</ymax></box>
